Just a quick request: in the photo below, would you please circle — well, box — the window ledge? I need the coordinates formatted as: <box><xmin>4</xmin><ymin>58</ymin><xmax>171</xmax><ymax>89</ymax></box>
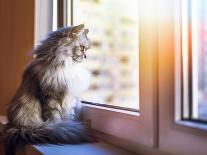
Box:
<box><xmin>33</xmin><ymin>142</ymin><xmax>136</xmax><ymax>155</ymax></box>
<box><xmin>176</xmin><ymin>120</ymin><xmax>207</xmax><ymax>132</ymax></box>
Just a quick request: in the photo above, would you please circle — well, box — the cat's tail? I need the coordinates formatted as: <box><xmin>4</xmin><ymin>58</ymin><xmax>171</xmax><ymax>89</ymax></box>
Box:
<box><xmin>2</xmin><ymin>120</ymin><xmax>95</xmax><ymax>155</ymax></box>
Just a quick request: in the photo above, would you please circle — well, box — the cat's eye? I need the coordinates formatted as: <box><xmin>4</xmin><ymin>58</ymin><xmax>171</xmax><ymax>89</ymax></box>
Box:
<box><xmin>80</xmin><ymin>45</ymin><xmax>85</xmax><ymax>52</ymax></box>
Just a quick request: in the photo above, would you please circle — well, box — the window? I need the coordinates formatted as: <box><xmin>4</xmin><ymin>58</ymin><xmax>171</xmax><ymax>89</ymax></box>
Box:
<box><xmin>35</xmin><ymin>0</ymin><xmax>157</xmax><ymax>153</ymax></box>
<box><xmin>158</xmin><ymin>0</ymin><xmax>207</xmax><ymax>154</ymax></box>
<box><xmin>36</xmin><ymin>0</ymin><xmax>207</xmax><ymax>154</ymax></box>
<box><xmin>65</xmin><ymin>0</ymin><xmax>139</xmax><ymax>110</ymax></box>
<box><xmin>182</xmin><ymin>0</ymin><xmax>207</xmax><ymax>122</ymax></box>
<box><xmin>59</xmin><ymin>0</ymin><xmax>157</xmax><ymax>150</ymax></box>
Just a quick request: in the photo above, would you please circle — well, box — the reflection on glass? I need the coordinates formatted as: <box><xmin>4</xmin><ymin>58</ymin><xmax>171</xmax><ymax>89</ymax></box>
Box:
<box><xmin>72</xmin><ymin>0</ymin><xmax>139</xmax><ymax>109</ymax></box>
<box><xmin>191</xmin><ymin>0</ymin><xmax>207</xmax><ymax>120</ymax></box>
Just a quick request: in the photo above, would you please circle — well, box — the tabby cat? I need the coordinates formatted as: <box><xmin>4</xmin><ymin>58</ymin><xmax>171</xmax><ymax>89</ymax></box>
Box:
<box><xmin>3</xmin><ymin>24</ymin><xmax>94</xmax><ymax>154</ymax></box>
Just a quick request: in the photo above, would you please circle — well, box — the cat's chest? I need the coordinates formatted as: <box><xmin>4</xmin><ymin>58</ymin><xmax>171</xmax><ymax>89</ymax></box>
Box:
<box><xmin>51</xmin><ymin>64</ymin><xmax>91</xmax><ymax>97</ymax></box>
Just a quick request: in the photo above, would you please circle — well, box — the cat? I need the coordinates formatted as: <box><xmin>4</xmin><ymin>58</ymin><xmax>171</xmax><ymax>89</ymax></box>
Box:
<box><xmin>2</xmin><ymin>24</ymin><xmax>94</xmax><ymax>154</ymax></box>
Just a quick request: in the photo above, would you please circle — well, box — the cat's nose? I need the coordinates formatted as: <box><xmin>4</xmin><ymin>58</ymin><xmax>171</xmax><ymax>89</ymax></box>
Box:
<box><xmin>84</xmin><ymin>29</ymin><xmax>89</xmax><ymax>34</ymax></box>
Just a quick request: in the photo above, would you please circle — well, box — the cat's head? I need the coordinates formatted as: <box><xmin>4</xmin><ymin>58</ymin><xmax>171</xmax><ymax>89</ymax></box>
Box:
<box><xmin>33</xmin><ymin>24</ymin><xmax>90</xmax><ymax>63</ymax></box>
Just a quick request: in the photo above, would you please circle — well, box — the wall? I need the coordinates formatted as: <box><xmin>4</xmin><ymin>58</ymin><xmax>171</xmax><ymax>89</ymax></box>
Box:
<box><xmin>0</xmin><ymin>0</ymin><xmax>34</xmax><ymax>115</ymax></box>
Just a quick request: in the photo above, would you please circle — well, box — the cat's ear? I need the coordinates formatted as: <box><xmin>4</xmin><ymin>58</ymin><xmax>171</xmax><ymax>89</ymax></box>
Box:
<box><xmin>69</xmin><ymin>24</ymin><xmax>84</xmax><ymax>38</ymax></box>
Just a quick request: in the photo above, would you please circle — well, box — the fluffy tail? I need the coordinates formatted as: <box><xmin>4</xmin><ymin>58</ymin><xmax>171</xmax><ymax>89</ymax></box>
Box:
<box><xmin>3</xmin><ymin>120</ymin><xmax>94</xmax><ymax>155</ymax></box>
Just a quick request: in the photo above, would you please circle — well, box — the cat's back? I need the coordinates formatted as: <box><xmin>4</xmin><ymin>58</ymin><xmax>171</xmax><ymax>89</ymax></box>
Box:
<box><xmin>7</xmin><ymin>60</ymin><xmax>45</xmax><ymax>126</ymax></box>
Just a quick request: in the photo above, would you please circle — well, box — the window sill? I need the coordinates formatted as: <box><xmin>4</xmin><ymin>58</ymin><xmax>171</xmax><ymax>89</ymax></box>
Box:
<box><xmin>33</xmin><ymin>142</ymin><xmax>136</xmax><ymax>155</ymax></box>
<box><xmin>176</xmin><ymin>120</ymin><xmax>207</xmax><ymax>132</ymax></box>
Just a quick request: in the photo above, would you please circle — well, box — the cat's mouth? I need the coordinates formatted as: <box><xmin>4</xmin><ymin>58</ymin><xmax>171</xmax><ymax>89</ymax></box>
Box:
<box><xmin>72</xmin><ymin>45</ymin><xmax>87</xmax><ymax>62</ymax></box>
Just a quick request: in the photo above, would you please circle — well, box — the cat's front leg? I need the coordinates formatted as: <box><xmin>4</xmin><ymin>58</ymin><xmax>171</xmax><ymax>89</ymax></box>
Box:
<box><xmin>61</xmin><ymin>95</ymin><xmax>82</xmax><ymax>121</ymax></box>
<box><xmin>72</xmin><ymin>98</ymin><xmax>83</xmax><ymax>121</ymax></box>
<box><xmin>41</xmin><ymin>99</ymin><xmax>62</xmax><ymax>122</ymax></box>
<box><xmin>48</xmin><ymin>100</ymin><xmax>62</xmax><ymax>121</ymax></box>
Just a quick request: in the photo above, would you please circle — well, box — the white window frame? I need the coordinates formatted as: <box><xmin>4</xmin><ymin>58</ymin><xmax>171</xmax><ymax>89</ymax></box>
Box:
<box><xmin>158</xmin><ymin>0</ymin><xmax>207</xmax><ymax>155</ymax></box>
<box><xmin>34</xmin><ymin>0</ymin><xmax>53</xmax><ymax>46</ymax></box>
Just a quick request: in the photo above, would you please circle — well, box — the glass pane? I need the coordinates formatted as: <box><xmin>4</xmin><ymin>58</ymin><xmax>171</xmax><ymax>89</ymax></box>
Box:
<box><xmin>190</xmin><ymin>0</ymin><xmax>207</xmax><ymax>120</ymax></box>
<box><xmin>71</xmin><ymin>0</ymin><xmax>139</xmax><ymax>109</ymax></box>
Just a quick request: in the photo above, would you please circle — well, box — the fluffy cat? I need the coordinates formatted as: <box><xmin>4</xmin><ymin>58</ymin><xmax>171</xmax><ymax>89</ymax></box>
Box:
<box><xmin>3</xmin><ymin>24</ymin><xmax>94</xmax><ymax>154</ymax></box>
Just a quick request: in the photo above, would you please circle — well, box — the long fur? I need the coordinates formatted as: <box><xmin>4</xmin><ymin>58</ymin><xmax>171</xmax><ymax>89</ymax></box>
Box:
<box><xmin>3</xmin><ymin>120</ymin><xmax>93</xmax><ymax>155</ymax></box>
<box><xmin>3</xmin><ymin>25</ymin><xmax>94</xmax><ymax>155</ymax></box>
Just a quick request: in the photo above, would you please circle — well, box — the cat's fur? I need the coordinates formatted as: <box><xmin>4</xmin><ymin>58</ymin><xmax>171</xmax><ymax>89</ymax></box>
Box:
<box><xmin>3</xmin><ymin>24</ymin><xmax>94</xmax><ymax>154</ymax></box>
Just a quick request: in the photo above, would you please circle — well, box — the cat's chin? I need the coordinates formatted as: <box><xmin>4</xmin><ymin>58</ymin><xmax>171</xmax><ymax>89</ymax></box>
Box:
<box><xmin>63</xmin><ymin>56</ymin><xmax>86</xmax><ymax>65</ymax></box>
<box><xmin>72</xmin><ymin>55</ymin><xmax>87</xmax><ymax>63</ymax></box>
